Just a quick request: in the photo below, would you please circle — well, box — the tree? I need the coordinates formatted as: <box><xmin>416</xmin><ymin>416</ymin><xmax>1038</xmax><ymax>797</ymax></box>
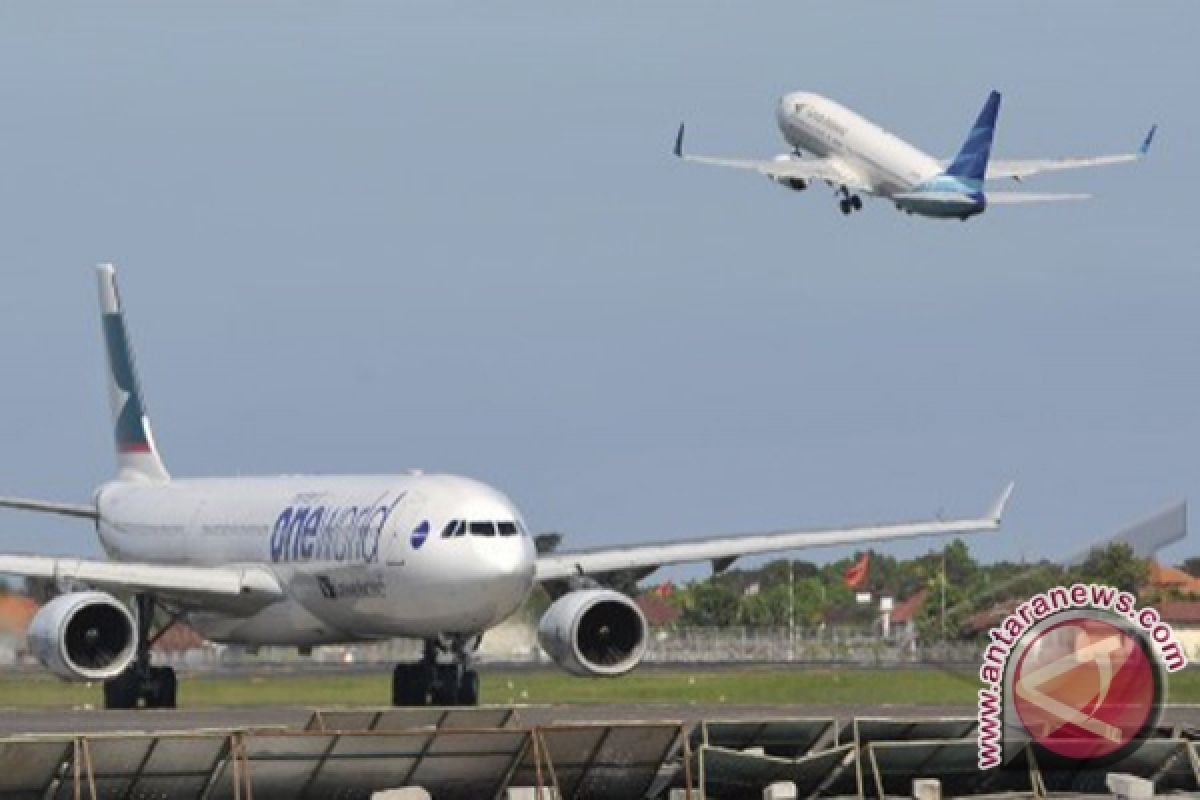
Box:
<box><xmin>682</xmin><ymin>582</ymin><xmax>741</xmax><ymax>627</ymax></box>
<box><xmin>1073</xmin><ymin>542</ymin><xmax>1148</xmax><ymax>594</ymax></box>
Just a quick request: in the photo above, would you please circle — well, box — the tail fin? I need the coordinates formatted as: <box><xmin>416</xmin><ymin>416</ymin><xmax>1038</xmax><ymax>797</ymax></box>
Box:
<box><xmin>97</xmin><ymin>263</ymin><xmax>169</xmax><ymax>482</ymax></box>
<box><xmin>944</xmin><ymin>90</ymin><xmax>1001</xmax><ymax>187</ymax></box>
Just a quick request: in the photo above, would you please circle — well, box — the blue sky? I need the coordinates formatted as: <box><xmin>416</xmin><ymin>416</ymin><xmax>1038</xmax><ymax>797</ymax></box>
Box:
<box><xmin>0</xmin><ymin>2</ymin><xmax>1195</xmax><ymax>573</ymax></box>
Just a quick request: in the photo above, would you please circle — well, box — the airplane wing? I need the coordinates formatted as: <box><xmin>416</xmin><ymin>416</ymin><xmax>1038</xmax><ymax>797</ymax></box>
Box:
<box><xmin>983</xmin><ymin>125</ymin><xmax>1156</xmax><ymax>182</ymax></box>
<box><xmin>673</xmin><ymin>123</ymin><xmax>872</xmax><ymax>193</ymax></box>
<box><xmin>536</xmin><ymin>483</ymin><xmax>1013</xmax><ymax>582</ymax></box>
<box><xmin>0</xmin><ymin>554</ymin><xmax>285</xmax><ymax>612</ymax></box>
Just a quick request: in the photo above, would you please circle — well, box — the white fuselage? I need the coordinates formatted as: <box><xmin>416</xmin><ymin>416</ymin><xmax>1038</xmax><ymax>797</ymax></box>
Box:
<box><xmin>93</xmin><ymin>473</ymin><xmax>537</xmax><ymax>646</ymax></box>
<box><xmin>775</xmin><ymin>92</ymin><xmax>944</xmax><ymax>196</ymax></box>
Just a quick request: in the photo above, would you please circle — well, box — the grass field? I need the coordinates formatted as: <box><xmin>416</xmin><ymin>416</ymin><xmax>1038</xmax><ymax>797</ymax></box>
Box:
<box><xmin>1</xmin><ymin>666</ymin><xmax>1199</xmax><ymax>708</ymax></box>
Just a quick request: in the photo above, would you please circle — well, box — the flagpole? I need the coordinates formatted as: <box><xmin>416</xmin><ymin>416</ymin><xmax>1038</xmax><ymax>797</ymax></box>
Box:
<box><xmin>940</xmin><ymin>547</ymin><xmax>947</xmax><ymax>641</ymax></box>
<box><xmin>788</xmin><ymin>560</ymin><xmax>795</xmax><ymax>662</ymax></box>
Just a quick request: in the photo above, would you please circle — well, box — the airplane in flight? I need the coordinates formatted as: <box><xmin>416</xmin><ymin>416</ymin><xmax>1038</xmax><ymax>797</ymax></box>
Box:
<box><xmin>674</xmin><ymin>90</ymin><xmax>1156</xmax><ymax>220</ymax></box>
<box><xmin>0</xmin><ymin>265</ymin><xmax>1012</xmax><ymax>708</ymax></box>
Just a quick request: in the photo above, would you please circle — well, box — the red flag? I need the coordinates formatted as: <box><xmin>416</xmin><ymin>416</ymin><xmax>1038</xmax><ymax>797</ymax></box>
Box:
<box><xmin>843</xmin><ymin>552</ymin><xmax>870</xmax><ymax>589</ymax></box>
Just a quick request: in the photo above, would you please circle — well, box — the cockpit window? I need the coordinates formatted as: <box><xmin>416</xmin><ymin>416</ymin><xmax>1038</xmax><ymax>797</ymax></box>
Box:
<box><xmin>469</xmin><ymin>521</ymin><xmax>496</xmax><ymax>537</ymax></box>
<box><xmin>444</xmin><ymin>519</ymin><xmax>525</xmax><ymax>539</ymax></box>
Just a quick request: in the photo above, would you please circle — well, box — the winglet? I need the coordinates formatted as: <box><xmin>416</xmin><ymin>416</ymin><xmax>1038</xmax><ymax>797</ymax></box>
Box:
<box><xmin>1139</xmin><ymin>124</ymin><xmax>1157</xmax><ymax>156</ymax></box>
<box><xmin>673</xmin><ymin>123</ymin><xmax>685</xmax><ymax>158</ymax></box>
<box><xmin>988</xmin><ymin>481</ymin><xmax>1016</xmax><ymax>522</ymax></box>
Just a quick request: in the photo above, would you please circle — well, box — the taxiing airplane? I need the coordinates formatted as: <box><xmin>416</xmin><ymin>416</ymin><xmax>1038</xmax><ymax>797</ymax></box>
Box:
<box><xmin>674</xmin><ymin>90</ymin><xmax>1155</xmax><ymax>220</ymax></box>
<box><xmin>0</xmin><ymin>265</ymin><xmax>1012</xmax><ymax>708</ymax></box>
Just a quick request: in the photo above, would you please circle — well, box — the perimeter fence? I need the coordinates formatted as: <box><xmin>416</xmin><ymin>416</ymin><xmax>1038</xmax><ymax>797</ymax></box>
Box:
<box><xmin>108</xmin><ymin>625</ymin><xmax>983</xmax><ymax>671</ymax></box>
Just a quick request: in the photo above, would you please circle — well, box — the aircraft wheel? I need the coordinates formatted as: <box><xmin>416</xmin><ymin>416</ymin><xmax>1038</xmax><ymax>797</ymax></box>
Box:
<box><xmin>393</xmin><ymin>664</ymin><xmax>429</xmax><ymax>706</ymax></box>
<box><xmin>838</xmin><ymin>199</ymin><xmax>851</xmax><ymax>215</ymax></box>
<box><xmin>148</xmin><ymin>666</ymin><xmax>177</xmax><ymax>709</ymax></box>
<box><xmin>432</xmin><ymin>664</ymin><xmax>461</xmax><ymax>706</ymax></box>
<box><xmin>850</xmin><ymin>195</ymin><xmax>863</xmax><ymax>211</ymax></box>
<box><xmin>103</xmin><ymin>669</ymin><xmax>140</xmax><ymax>709</ymax></box>
<box><xmin>458</xmin><ymin>670</ymin><xmax>480</xmax><ymax>706</ymax></box>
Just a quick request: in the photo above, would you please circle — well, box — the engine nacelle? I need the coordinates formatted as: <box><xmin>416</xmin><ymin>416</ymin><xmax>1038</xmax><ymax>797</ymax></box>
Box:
<box><xmin>27</xmin><ymin>591</ymin><xmax>137</xmax><ymax>681</ymax></box>
<box><xmin>774</xmin><ymin>177</ymin><xmax>808</xmax><ymax>191</ymax></box>
<box><xmin>537</xmin><ymin>589</ymin><xmax>647</xmax><ymax>676</ymax></box>
<box><xmin>770</xmin><ymin>154</ymin><xmax>807</xmax><ymax>191</ymax></box>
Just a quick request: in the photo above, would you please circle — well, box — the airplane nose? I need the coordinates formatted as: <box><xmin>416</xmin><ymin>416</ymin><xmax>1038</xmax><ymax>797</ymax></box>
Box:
<box><xmin>468</xmin><ymin>534</ymin><xmax>536</xmax><ymax>623</ymax></box>
<box><xmin>470</xmin><ymin>531</ymin><xmax>535</xmax><ymax>583</ymax></box>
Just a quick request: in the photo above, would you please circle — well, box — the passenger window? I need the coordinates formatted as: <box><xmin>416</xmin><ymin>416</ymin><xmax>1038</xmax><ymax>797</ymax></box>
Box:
<box><xmin>497</xmin><ymin>522</ymin><xmax>518</xmax><ymax>537</ymax></box>
<box><xmin>469</xmin><ymin>521</ymin><xmax>496</xmax><ymax>537</ymax></box>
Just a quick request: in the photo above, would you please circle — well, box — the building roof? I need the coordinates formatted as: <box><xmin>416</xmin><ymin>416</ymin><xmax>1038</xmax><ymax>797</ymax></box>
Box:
<box><xmin>1148</xmin><ymin>561</ymin><xmax>1200</xmax><ymax>589</ymax></box>
<box><xmin>635</xmin><ymin>594</ymin><xmax>681</xmax><ymax>627</ymax></box>
<box><xmin>0</xmin><ymin>594</ymin><xmax>38</xmax><ymax>634</ymax></box>
<box><xmin>1155</xmin><ymin>601</ymin><xmax>1200</xmax><ymax>625</ymax></box>
<box><xmin>890</xmin><ymin>588</ymin><xmax>929</xmax><ymax>624</ymax></box>
<box><xmin>152</xmin><ymin>621</ymin><xmax>207</xmax><ymax>652</ymax></box>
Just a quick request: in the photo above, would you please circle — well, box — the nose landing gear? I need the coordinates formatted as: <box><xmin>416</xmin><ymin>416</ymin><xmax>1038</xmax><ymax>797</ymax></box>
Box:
<box><xmin>393</xmin><ymin>635</ymin><xmax>482</xmax><ymax>706</ymax></box>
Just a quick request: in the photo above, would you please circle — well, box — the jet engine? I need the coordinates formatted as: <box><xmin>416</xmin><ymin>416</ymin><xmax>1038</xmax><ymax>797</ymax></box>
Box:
<box><xmin>537</xmin><ymin>589</ymin><xmax>647</xmax><ymax>676</ymax></box>
<box><xmin>774</xmin><ymin>177</ymin><xmax>808</xmax><ymax>191</ymax></box>
<box><xmin>770</xmin><ymin>154</ymin><xmax>807</xmax><ymax>191</ymax></box>
<box><xmin>27</xmin><ymin>591</ymin><xmax>137</xmax><ymax>681</ymax></box>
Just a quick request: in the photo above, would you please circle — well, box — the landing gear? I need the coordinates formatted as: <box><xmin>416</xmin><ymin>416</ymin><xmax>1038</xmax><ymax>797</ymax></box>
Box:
<box><xmin>104</xmin><ymin>664</ymin><xmax>177</xmax><ymax>709</ymax></box>
<box><xmin>836</xmin><ymin>186</ymin><xmax>862</xmax><ymax>215</ymax></box>
<box><xmin>392</xmin><ymin>636</ymin><xmax>482</xmax><ymax>707</ymax></box>
<box><xmin>103</xmin><ymin>594</ymin><xmax>178</xmax><ymax>709</ymax></box>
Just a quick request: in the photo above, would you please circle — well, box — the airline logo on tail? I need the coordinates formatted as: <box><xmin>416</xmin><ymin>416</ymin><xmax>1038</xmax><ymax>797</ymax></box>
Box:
<box><xmin>942</xmin><ymin>89</ymin><xmax>1001</xmax><ymax>191</ymax></box>
<box><xmin>96</xmin><ymin>264</ymin><xmax>170</xmax><ymax>481</ymax></box>
<box><xmin>102</xmin><ymin>312</ymin><xmax>153</xmax><ymax>455</ymax></box>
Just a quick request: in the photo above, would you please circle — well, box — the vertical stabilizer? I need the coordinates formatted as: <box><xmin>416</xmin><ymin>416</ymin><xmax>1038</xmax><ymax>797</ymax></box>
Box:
<box><xmin>97</xmin><ymin>264</ymin><xmax>170</xmax><ymax>482</ymax></box>
<box><xmin>944</xmin><ymin>90</ymin><xmax>1001</xmax><ymax>188</ymax></box>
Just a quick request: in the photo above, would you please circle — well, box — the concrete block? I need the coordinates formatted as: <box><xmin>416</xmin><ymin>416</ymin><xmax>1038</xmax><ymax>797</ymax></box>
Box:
<box><xmin>912</xmin><ymin>778</ymin><xmax>941</xmax><ymax>800</ymax></box>
<box><xmin>505</xmin><ymin>788</ymin><xmax>560</xmax><ymax>800</ymax></box>
<box><xmin>1106</xmin><ymin>773</ymin><xmax>1154</xmax><ymax>799</ymax></box>
<box><xmin>762</xmin><ymin>782</ymin><xmax>797</xmax><ymax>800</ymax></box>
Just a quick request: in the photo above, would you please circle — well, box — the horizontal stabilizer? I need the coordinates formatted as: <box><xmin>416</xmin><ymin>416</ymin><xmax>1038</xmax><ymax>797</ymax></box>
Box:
<box><xmin>892</xmin><ymin>191</ymin><xmax>978</xmax><ymax>205</ymax></box>
<box><xmin>0</xmin><ymin>496</ymin><xmax>98</xmax><ymax>520</ymax></box>
<box><xmin>986</xmin><ymin>191</ymin><xmax>1091</xmax><ymax>204</ymax></box>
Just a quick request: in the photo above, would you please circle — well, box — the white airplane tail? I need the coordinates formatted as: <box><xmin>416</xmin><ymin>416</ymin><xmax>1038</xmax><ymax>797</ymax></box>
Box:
<box><xmin>97</xmin><ymin>264</ymin><xmax>170</xmax><ymax>482</ymax></box>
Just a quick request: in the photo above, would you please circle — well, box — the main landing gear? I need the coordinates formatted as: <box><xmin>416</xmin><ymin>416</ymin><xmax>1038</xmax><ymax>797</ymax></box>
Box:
<box><xmin>837</xmin><ymin>186</ymin><xmax>863</xmax><ymax>215</ymax></box>
<box><xmin>393</xmin><ymin>636</ymin><xmax>481</xmax><ymax>707</ymax></box>
<box><xmin>103</xmin><ymin>594</ymin><xmax>179</xmax><ymax>709</ymax></box>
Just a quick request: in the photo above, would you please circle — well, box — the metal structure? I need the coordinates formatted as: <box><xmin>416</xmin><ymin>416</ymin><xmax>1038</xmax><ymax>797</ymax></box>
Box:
<box><xmin>0</xmin><ymin>711</ymin><xmax>1197</xmax><ymax>798</ymax></box>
